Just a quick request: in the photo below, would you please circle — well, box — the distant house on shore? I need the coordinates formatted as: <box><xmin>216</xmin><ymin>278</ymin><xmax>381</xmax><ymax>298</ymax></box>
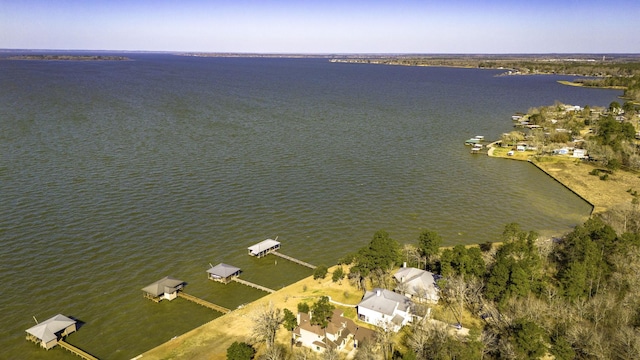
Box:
<box><xmin>393</xmin><ymin>266</ymin><xmax>440</xmax><ymax>303</ymax></box>
<box><xmin>141</xmin><ymin>276</ymin><xmax>185</xmax><ymax>302</ymax></box>
<box><xmin>25</xmin><ymin>314</ymin><xmax>77</xmax><ymax>349</ymax></box>
<box><xmin>207</xmin><ymin>263</ymin><xmax>241</xmax><ymax>284</ymax></box>
<box><xmin>357</xmin><ymin>288</ymin><xmax>413</xmax><ymax>332</ymax></box>
<box><xmin>572</xmin><ymin>148</ymin><xmax>588</xmax><ymax>159</ymax></box>
<box><xmin>293</xmin><ymin>309</ymin><xmax>374</xmax><ymax>353</ymax></box>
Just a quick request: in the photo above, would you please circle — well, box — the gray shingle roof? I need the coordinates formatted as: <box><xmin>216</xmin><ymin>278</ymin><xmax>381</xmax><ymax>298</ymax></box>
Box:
<box><xmin>25</xmin><ymin>314</ymin><xmax>76</xmax><ymax>343</ymax></box>
<box><xmin>141</xmin><ymin>276</ymin><xmax>184</xmax><ymax>296</ymax></box>
<box><xmin>207</xmin><ymin>263</ymin><xmax>241</xmax><ymax>278</ymax></box>
<box><xmin>394</xmin><ymin>267</ymin><xmax>438</xmax><ymax>298</ymax></box>
<box><xmin>358</xmin><ymin>288</ymin><xmax>412</xmax><ymax>315</ymax></box>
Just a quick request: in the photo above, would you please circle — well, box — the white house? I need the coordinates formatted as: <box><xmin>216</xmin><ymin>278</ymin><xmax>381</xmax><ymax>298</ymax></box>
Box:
<box><xmin>394</xmin><ymin>267</ymin><xmax>440</xmax><ymax>303</ymax></box>
<box><xmin>357</xmin><ymin>288</ymin><xmax>413</xmax><ymax>332</ymax></box>
<box><xmin>572</xmin><ymin>148</ymin><xmax>587</xmax><ymax>159</ymax></box>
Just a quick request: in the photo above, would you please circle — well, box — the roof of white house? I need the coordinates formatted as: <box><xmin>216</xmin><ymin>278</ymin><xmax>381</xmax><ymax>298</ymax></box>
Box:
<box><xmin>247</xmin><ymin>239</ymin><xmax>280</xmax><ymax>255</ymax></box>
<box><xmin>26</xmin><ymin>314</ymin><xmax>76</xmax><ymax>343</ymax></box>
<box><xmin>394</xmin><ymin>267</ymin><xmax>439</xmax><ymax>298</ymax></box>
<box><xmin>141</xmin><ymin>276</ymin><xmax>184</xmax><ymax>296</ymax></box>
<box><xmin>358</xmin><ymin>288</ymin><xmax>412</xmax><ymax>316</ymax></box>
<box><xmin>207</xmin><ymin>263</ymin><xmax>241</xmax><ymax>277</ymax></box>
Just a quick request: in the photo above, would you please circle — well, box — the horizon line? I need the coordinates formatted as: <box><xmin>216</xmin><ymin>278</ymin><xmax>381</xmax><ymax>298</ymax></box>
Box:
<box><xmin>2</xmin><ymin>49</ymin><xmax>640</xmax><ymax>56</ymax></box>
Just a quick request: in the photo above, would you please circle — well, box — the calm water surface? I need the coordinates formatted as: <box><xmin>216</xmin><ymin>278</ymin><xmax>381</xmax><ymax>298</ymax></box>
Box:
<box><xmin>0</xmin><ymin>53</ymin><xmax>622</xmax><ymax>359</ymax></box>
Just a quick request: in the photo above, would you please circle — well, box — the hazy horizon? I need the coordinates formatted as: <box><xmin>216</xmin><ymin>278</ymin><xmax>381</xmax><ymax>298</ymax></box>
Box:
<box><xmin>2</xmin><ymin>0</ymin><xmax>639</xmax><ymax>54</ymax></box>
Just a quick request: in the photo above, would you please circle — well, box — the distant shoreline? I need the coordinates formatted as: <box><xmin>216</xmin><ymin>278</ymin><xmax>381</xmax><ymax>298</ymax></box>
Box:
<box><xmin>3</xmin><ymin>55</ymin><xmax>130</xmax><ymax>61</ymax></box>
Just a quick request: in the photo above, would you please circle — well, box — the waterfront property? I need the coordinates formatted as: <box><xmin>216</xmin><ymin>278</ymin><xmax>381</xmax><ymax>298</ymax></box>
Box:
<box><xmin>394</xmin><ymin>266</ymin><xmax>440</xmax><ymax>303</ymax></box>
<box><xmin>357</xmin><ymin>288</ymin><xmax>414</xmax><ymax>332</ymax></box>
<box><xmin>247</xmin><ymin>238</ymin><xmax>281</xmax><ymax>258</ymax></box>
<box><xmin>207</xmin><ymin>263</ymin><xmax>241</xmax><ymax>284</ymax></box>
<box><xmin>26</xmin><ymin>314</ymin><xmax>77</xmax><ymax>350</ymax></box>
<box><xmin>293</xmin><ymin>309</ymin><xmax>374</xmax><ymax>353</ymax></box>
<box><xmin>142</xmin><ymin>276</ymin><xmax>185</xmax><ymax>302</ymax></box>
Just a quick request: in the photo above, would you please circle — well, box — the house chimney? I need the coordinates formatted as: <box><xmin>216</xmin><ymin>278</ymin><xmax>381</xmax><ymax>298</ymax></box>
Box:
<box><xmin>403</xmin><ymin>262</ymin><xmax>407</xmax><ymax>268</ymax></box>
<box><xmin>376</xmin><ymin>289</ymin><xmax>381</xmax><ymax>297</ymax></box>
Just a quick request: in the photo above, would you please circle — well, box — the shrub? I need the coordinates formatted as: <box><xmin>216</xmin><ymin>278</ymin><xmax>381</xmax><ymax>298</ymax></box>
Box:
<box><xmin>313</xmin><ymin>265</ymin><xmax>328</xmax><ymax>280</ymax></box>
<box><xmin>227</xmin><ymin>341</ymin><xmax>255</xmax><ymax>360</ymax></box>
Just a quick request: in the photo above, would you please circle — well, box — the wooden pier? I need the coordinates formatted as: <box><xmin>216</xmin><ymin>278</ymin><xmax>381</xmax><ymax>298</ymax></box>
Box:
<box><xmin>177</xmin><ymin>292</ymin><xmax>231</xmax><ymax>314</ymax></box>
<box><xmin>271</xmin><ymin>251</ymin><xmax>316</xmax><ymax>269</ymax></box>
<box><xmin>58</xmin><ymin>340</ymin><xmax>98</xmax><ymax>360</ymax></box>
<box><xmin>232</xmin><ymin>278</ymin><xmax>276</xmax><ymax>293</ymax></box>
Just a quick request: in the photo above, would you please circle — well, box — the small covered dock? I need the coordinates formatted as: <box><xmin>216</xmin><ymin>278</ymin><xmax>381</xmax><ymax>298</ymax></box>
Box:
<box><xmin>26</xmin><ymin>314</ymin><xmax>77</xmax><ymax>350</ymax></box>
<box><xmin>142</xmin><ymin>276</ymin><xmax>185</xmax><ymax>302</ymax></box>
<box><xmin>207</xmin><ymin>263</ymin><xmax>241</xmax><ymax>284</ymax></box>
<box><xmin>248</xmin><ymin>238</ymin><xmax>281</xmax><ymax>258</ymax></box>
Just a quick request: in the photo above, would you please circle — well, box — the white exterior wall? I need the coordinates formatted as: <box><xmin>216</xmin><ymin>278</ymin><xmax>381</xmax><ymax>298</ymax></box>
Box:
<box><xmin>164</xmin><ymin>291</ymin><xmax>178</xmax><ymax>301</ymax></box>
<box><xmin>297</xmin><ymin>328</ymin><xmax>324</xmax><ymax>352</ymax></box>
<box><xmin>358</xmin><ymin>306</ymin><xmax>387</xmax><ymax>327</ymax></box>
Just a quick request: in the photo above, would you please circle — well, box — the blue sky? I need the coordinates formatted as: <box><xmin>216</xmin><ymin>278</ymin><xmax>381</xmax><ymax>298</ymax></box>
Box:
<box><xmin>1</xmin><ymin>0</ymin><xmax>638</xmax><ymax>53</ymax></box>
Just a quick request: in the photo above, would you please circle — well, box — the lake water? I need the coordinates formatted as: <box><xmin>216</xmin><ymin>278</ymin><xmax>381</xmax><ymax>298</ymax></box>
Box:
<box><xmin>0</xmin><ymin>53</ymin><xmax>622</xmax><ymax>359</ymax></box>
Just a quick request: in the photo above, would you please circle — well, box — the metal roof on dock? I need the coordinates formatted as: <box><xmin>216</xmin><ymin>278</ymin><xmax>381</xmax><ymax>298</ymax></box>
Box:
<box><xmin>247</xmin><ymin>239</ymin><xmax>280</xmax><ymax>256</ymax></box>
<box><xmin>207</xmin><ymin>263</ymin><xmax>241</xmax><ymax>278</ymax></box>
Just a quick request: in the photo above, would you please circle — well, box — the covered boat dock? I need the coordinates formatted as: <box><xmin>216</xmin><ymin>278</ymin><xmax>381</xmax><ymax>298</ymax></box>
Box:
<box><xmin>207</xmin><ymin>263</ymin><xmax>241</xmax><ymax>284</ymax></box>
<box><xmin>141</xmin><ymin>276</ymin><xmax>185</xmax><ymax>302</ymax></box>
<box><xmin>247</xmin><ymin>239</ymin><xmax>281</xmax><ymax>258</ymax></box>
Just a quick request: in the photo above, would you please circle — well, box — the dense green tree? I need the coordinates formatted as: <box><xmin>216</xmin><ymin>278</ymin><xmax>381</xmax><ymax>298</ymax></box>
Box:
<box><xmin>485</xmin><ymin>224</ymin><xmax>544</xmax><ymax>303</ymax></box>
<box><xmin>351</xmin><ymin>230</ymin><xmax>401</xmax><ymax>277</ymax></box>
<box><xmin>560</xmin><ymin>261</ymin><xmax>588</xmax><ymax>300</ymax></box>
<box><xmin>511</xmin><ymin>319</ymin><xmax>548</xmax><ymax>359</ymax></box>
<box><xmin>227</xmin><ymin>341</ymin><xmax>255</xmax><ymax>360</ymax></box>
<box><xmin>438</xmin><ymin>245</ymin><xmax>485</xmax><ymax>279</ymax></box>
<box><xmin>314</xmin><ymin>265</ymin><xmax>329</xmax><ymax>280</ymax></box>
<box><xmin>282</xmin><ymin>308</ymin><xmax>297</xmax><ymax>331</ymax></box>
<box><xmin>417</xmin><ymin>229</ymin><xmax>442</xmax><ymax>269</ymax></box>
<box><xmin>332</xmin><ymin>266</ymin><xmax>344</xmax><ymax>283</ymax></box>
<box><xmin>484</xmin><ymin>255</ymin><xmax>512</xmax><ymax>302</ymax></box>
<box><xmin>311</xmin><ymin>296</ymin><xmax>335</xmax><ymax>328</ymax></box>
<box><xmin>550</xmin><ymin>336</ymin><xmax>575</xmax><ymax>360</ymax></box>
<box><xmin>297</xmin><ymin>302</ymin><xmax>310</xmax><ymax>314</ymax></box>
<box><xmin>557</xmin><ymin>218</ymin><xmax>619</xmax><ymax>299</ymax></box>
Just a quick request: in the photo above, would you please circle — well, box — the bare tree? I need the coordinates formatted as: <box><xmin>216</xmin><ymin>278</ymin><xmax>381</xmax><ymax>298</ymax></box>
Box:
<box><xmin>261</xmin><ymin>343</ymin><xmax>286</xmax><ymax>360</ymax></box>
<box><xmin>353</xmin><ymin>339</ymin><xmax>381</xmax><ymax>360</ymax></box>
<box><xmin>252</xmin><ymin>301</ymin><xmax>283</xmax><ymax>349</ymax></box>
<box><xmin>322</xmin><ymin>345</ymin><xmax>341</xmax><ymax>360</ymax></box>
<box><xmin>613</xmin><ymin>326</ymin><xmax>640</xmax><ymax>360</ymax></box>
<box><xmin>405</xmin><ymin>319</ymin><xmax>431</xmax><ymax>360</ymax></box>
<box><xmin>293</xmin><ymin>347</ymin><xmax>317</xmax><ymax>360</ymax></box>
<box><xmin>374</xmin><ymin>323</ymin><xmax>394</xmax><ymax>360</ymax></box>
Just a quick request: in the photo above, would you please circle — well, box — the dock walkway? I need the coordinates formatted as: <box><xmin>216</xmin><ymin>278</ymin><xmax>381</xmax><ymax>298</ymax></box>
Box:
<box><xmin>58</xmin><ymin>340</ymin><xmax>99</xmax><ymax>360</ymax></box>
<box><xmin>177</xmin><ymin>292</ymin><xmax>230</xmax><ymax>314</ymax></box>
<box><xmin>271</xmin><ymin>251</ymin><xmax>316</xmax><ymax>269</ymax></box>
<box><xmin>231</xmin><ymin>278</ymin><xmax>276</xmax><ymax>293</ymax></box>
